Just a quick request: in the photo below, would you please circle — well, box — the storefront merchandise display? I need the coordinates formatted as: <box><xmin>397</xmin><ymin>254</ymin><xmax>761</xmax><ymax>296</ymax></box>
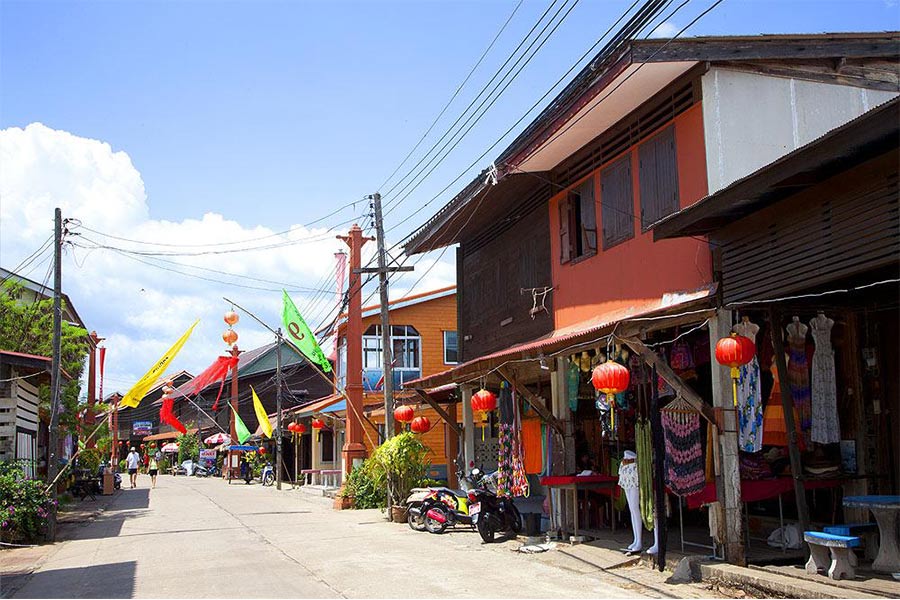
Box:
<box><xmin>733</xmin><ymin>317</ymin><xmax>764</xmax><ymax>452</ymax></box>
<box><xmin>618</xmin><ymin>449</ymin><xmax>643</xmax><ymax>552</ymax></box>
<box><xmin>661</xmin><ymin>398</ymin><xmax>706</xmax><ymax>496</ymax></box>
<box><xmin>635</xmin><ymin>419</ymin><xmax>655</xmax><ymax>531</ymax></box>
<box><xmin>496</xmin><ymin>384</ymin><xmax>528</xmax><ymax>497</ymax></box>
<box><xmin>809</xmin><ymin>312</ymin><xmax>840</xmax><ymax>444</ymax></box>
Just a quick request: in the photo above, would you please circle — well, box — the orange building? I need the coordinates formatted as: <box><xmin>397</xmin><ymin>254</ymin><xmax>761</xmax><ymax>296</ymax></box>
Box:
<box><xmin>330</xmin><ymin>286</ymin><xmax>460</xmax><ymax>481</ymax></box>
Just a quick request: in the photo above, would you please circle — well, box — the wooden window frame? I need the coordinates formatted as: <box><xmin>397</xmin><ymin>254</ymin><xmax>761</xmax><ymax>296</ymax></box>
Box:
<box><xmin>638</xmin><ymin>124</ymin><xmax>680</xmax><ymax>231</ymax></box>
<box><xmin>600</xmin><ymin>154</ymin><xmax>635</xmax><ymax>250</ymax></box>
<box><xmin>558</xmin><ymin>175</ymin><xmax>598</xmax><ymax>264</ymax></box>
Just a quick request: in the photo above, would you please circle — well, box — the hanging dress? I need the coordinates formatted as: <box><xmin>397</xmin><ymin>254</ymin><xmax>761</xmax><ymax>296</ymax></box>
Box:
<box><xmin>496</xmin><ymin>384</ymin><xmax>528</xmax><ymax>497</ymax></box>
<box><xmin>661</xmin><ymin>408</ymin><xmax>705</xmax><ymax>497</ymax></box>
<box><xmin>733</xmin><ymin>323</ymin><xmax>763</xmax><ymax>452</ymax></box>
<box><xmin>786</xmin><ymin>328</ymin><xmax>812</xmax><ymax>438</ymax></box>
<box><xmin>810</xmin><ymin>317</ymin><xmax>840</xmax><ymax>444</ymax></box>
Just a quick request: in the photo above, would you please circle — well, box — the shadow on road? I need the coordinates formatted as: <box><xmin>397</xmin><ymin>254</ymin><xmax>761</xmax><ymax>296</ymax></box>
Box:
<box><xmin>8</xmin><ymin>561</ymin><xmax>137</xmax><ymax>599</ymax></box>
<box><xmin>60</xmin><ymin>489</ymin><xmax>151</xmax><ymax>542</ymax></box>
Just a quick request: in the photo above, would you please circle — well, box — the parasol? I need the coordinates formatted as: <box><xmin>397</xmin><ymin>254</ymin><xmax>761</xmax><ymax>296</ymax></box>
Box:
<box><xmin>204</xmin><ymin>432</ymin><xmax>231</xmax><ymax>445</ymax></box>
<box><xmin>161</xmin><ymin>442</ymin><xmax>180</xmax><ymax>453</ymax></box>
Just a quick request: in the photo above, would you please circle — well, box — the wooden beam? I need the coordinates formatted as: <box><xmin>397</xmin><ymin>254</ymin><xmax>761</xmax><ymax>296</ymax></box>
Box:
<box><xmin>495</xmin><ymin>366</ymin><xmax>564</xmax><ymax>434</ymax></box>
<box><xmin>620</xmin><ymin>337</ymin><xmax>717</xmax><ymax>427</ymax></box>
<box><xmin>411</xmin><ymin>389</ymin><xmax>461</xmax><ymax>437</ymax></box>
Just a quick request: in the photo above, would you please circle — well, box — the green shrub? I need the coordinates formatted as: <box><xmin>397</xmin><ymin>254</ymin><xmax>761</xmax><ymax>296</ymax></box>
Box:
<box><xmin>344</xmin><ymin>459</ymin><xmax>386</xmax><ymax>509</ymax></box>
<box><xmin>0</xmin><ymin>461</ymin><xmax>54</xmax><ymax>542</ymax></box>
<box><xmin>176</xmin><ymin>432</ymin><xmax>200</xmax><ymax>464</ymax></box>
<box><xmin>78</xmin><ymin>448</ymin><xmax>102</xmax><ymax>474</ymax></box>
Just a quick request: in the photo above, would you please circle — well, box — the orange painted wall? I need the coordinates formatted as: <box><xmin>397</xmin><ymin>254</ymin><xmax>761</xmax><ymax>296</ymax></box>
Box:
<box><xmin>548</xmin><ymin>103</ymin><xmax>714</xmax><ymax>329</ymax></box>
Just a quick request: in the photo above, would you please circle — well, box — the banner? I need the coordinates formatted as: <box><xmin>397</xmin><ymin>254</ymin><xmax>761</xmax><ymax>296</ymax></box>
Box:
<box><xmin>121</xmin><ymin>320</ymin><xmax>199</xmax><ymax>408</ymax></box>
<box><xmin>251</xmin><ymin>386</ymin><xmax>272</xmax><ymax>438</ymax></box>
<box><xmin>230</xmin><ymin>404</ymin><xmax>252</xmax><ymax>444</ymax></box>
<box><xmin>132</xmin><ymin>421</ymin><xmax>153</xmax><ymax>436</ymax></box>
<box><xmin>282</xmin><ymin>290</ymin><xmax>332</xmax><ymax>372</ymax></box>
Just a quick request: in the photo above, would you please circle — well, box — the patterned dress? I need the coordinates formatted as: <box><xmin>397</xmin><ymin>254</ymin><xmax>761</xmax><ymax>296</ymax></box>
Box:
<box><xmin>737</xmin><ymin>356</ymin><xmax>764</xmax><ymax>452</ymax></box>
<box><xmin>810</xmin><ymin>317</ymin><xmax>840</xmax><ymax>444</ymax></box>
<box><xmin>787</xmin><ymin>330</ymin><xmax>812</xmax><ymax>438</ymax></box>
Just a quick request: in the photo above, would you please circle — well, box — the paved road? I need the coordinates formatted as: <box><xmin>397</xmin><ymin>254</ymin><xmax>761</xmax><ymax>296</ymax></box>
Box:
<box><xmin>3</xmin><ymin>474</ymin><xmax>718</xmax><ymax>598</ymax></box>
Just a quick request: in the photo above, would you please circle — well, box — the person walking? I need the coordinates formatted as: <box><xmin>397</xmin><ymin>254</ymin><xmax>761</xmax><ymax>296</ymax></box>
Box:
<box><xmin>126</xmin><ymin>447</ymin><xmax>141</xmax><ymax>489</ymax></box>
<box><xmin>148</xmin><ymin>451</ymin><xmax>160</xmax><ymax>488</ymax></box>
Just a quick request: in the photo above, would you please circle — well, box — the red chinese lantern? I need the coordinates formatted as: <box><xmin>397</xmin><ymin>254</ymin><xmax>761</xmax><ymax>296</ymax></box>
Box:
<box><xmin>258</xmin><ymin>447</ymin><xmax>266</xmax><ymax>455</ymax></box>
<box><xmin>394</xmin><ymin>405</ymin><xmax>414</xmax><ymax>424</ymax></box>
<box><xmin>223</xmin><ymin>310</ymin><xmax>239</xmax><ymax>326</ymax></box>
<box><xmin>223</xmin><ymin>329</ymin><xmax>238</xmax><ymax>345</ymax></box>
<box><xmin>715</xmin><ymin>334</ymin><xmax>756</xmax><ymax>407</ymax></box>
<box><xmin>295</xmin><ymin>422</ymin><xmax>306</xmax><ymax>435</ymax></box>
<box><xmin>311</xmin><ymin>418</ymin><xmax>325</xmax><ymax>430</ymax></box>
<box><xmin>591</xmin><ymin>361</ymin><xmax>630</xmax><ymax>433</ymax></box>
<box><xmin>470</xmin><ymin>389</ymin><xmax>497</xmax><ymax>441</ymax></box>
<box><xmin>287</xmin><ymin>422</ymin><xmax>296</xmax><ymax>433</ymax></box>
<box><xmin>410</xmin><ymin>416</ymin><xmax>431</xmax><ymax>434</ymax></box>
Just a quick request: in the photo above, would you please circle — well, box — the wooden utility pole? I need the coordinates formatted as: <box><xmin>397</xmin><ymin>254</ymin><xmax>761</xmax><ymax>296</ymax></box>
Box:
<box><xmin>276</xmin><ymin>328</ymin><xmax>284</xmax><ymax>490</ymax></box>
<box><xmin>47</xmin><ymin>208</ymin><xmax>63</xmax><ymax>541</ymax></box>
<box><xmin>227</xmin><ymin>344</ymin><xmax>241</xmax><ymax>480</ymax></box>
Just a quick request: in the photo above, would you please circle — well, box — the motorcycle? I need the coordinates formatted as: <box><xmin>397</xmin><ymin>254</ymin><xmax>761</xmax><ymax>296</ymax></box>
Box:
<box><xmin>194</xmin><ymin>461</ymin><xmax>216</xmax><ymax>478</ymax></box>
<box><xmin>468</xmin><ymin>472</ymin><xmax>522</xmax><ymax>543</ymax></box>
<box><xmin>261</xmin><ymin>462</ymin><xmax>275</xmax><ymax>486</ymax></box>
<box><xmin>414</xmin><ymin>468</ymin><xmax>488</xmax><ymax>534</ymax></box>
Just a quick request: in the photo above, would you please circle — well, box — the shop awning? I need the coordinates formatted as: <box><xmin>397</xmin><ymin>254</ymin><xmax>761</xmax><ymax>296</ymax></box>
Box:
<box><xmin>290</xmin><ymin>393</ymin><xmax>343</xmax><ymax>418</ymax></box>
<box><xmin>143</xmin><ymin>428</ymin><xmax>198</xmax><ymax>442</ymax></box>
<box><xmin>406</xmin><ymin>287</ymin><xmax>716</xmax><ymax>389</ymax></box>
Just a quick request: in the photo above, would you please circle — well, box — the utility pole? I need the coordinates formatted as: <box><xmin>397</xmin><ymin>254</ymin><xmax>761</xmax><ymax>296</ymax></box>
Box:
<box><xmin>47</xmin><ymin>208</ymin><xmax>63</xmax><ymax>541</ymax></box>
<box><xmin>275</xmin><ymin>328</ymin><xmax>284</xmax><ymax>490</ymax></box>
<box><xmin>359</xmin><ymin>194</ymin><xmax>413</xmax><ymax>440</ymax></box>
<box><xmin>227</xmin><ymin>344</ymin><xmax>240</xmax><ymax>480</ymax></box>
<box><xmin>85</xmin><ymin>331</ymin><xmax>103</xmax><ymax>447</ymax></box>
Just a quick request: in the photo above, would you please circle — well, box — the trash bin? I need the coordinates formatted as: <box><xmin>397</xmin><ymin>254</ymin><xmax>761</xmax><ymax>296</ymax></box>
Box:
<box><xmin>103</xmin><ymin>472</ymin><xmax>115</xmax><ymax>495</ymax></box>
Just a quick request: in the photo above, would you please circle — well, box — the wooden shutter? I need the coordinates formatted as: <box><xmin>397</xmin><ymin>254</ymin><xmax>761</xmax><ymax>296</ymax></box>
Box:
<box><xmin>579</xmin><ymin>176</ymin><xmax>597</xmax><ymax>257</ymax></box>
<box><xmin>600</xmin><ymin>154</ymin><xmax>635</xmax><ymax>249</ymax></box>
<box><xmin>559</xmin><ymin>197</ymin><xmax>571</xmax><ymax>263</ymax></box>
<box><xmin>639</xmin><ymin>125</ymin><xmax>679</xmax><ymax>230</ymax></box>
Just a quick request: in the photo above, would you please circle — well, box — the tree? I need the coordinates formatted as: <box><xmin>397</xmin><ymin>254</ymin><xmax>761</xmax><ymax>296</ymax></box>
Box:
<box><xmin>0</xmin><ymin>281</ymin><xmax>89</xmax><ymax>434</ymax></box>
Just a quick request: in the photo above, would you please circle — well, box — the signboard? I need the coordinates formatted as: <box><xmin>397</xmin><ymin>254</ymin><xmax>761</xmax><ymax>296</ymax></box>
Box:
<box><xmin>132</xmin><ymin>421</ymin><xmax>153</xmax><ymax>436</ymax></box>
<box><xmin>199</xmin><ymin>449</ymin><xmax>217</xmax><ymax>463</ymax></box>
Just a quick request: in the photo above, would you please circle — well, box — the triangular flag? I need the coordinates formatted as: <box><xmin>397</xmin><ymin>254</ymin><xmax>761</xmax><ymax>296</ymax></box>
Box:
<box><xmin>230</xmin><ymin>404</ymin><xmax>252</xmax><ymax>444</ymax></box>
<box><xmin>282</xmin><ymin>290</ymin><xmax>332</xmax><ymax>372</ymax></box>
<box><xmin>251</xmin><ymin>385</ymin><xmax>272</xmax><ymax>438</ymax></box>
<box><xmin>121</xmin><ymin>320</ymin><xmax>199</xmax><ymax>408</ymax></box>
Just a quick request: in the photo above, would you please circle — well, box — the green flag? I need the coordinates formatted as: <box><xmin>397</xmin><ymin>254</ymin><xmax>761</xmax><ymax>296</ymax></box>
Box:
<box><xmin>230</xmin><ymin>404</ymin><xmax>252</xmax><ymax>444</ymax></box>
<box><xmin>282</xmin><ymin>289</ymin><xmax>332</xmax><ymax>372</ymax></box>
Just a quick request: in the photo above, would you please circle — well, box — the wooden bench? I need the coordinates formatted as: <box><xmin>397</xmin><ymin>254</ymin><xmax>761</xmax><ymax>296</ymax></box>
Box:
<box><xmin>824</xmin><ymin>523</ymin><xmax>879</xmax><ymax>561</ymax></box>
<box><xmin>804</xmin><ymin>531</ymin><xmax>860</xmax><ymax>580</ymax></box>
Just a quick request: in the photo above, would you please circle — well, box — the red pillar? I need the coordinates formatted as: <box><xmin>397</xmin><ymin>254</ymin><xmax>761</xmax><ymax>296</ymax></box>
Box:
<box><xmin>85</xmin><ymin>331</ymin><xmax>103</xmax><ymax>446</ymax></box>
<box><xmin>227</xmin><ymin>344</ymin><xmax>241</xmax><ymax>479</ymax></box>
<box><xmin>339</xmin><ymin>224</ymin><xmax>370</xmax><ymax>476</ymax></box>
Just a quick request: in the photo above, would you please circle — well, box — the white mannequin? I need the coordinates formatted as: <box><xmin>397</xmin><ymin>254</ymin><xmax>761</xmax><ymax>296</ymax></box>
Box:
<box><xmin>786</xmin><ymin>315</ymin><xmax>808</xmax><ymax>342</ymax></box>
<box><xmin>618</xmin><ymin>450</ymin><xmax>642</xmax><ymax>552</ymax></box>
<box><xmin>733</xmin><ymin>315</ymin><xmax>759</xmax><ymax>340</ymax></box>
<box><xmin>810</xmin><ymin>311</ymin><xmax>833</xmax><ymax>332</ymax></box>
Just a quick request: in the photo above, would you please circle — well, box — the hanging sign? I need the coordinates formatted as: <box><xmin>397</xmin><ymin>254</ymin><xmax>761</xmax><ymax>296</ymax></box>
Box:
<box><xmin>132</xmin><ymin>421</ymin><xmax>153</xmax><ymax>436</ymax></box>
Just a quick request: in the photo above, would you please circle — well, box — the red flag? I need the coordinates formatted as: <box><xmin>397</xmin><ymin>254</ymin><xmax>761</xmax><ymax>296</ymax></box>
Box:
<box><xmin>160</xmin><ymin>396</ymin><xmax>187</xmax><ymax>434</ymax></box>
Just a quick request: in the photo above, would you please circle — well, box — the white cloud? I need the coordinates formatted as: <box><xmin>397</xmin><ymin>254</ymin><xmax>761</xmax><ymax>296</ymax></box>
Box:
<box><xmin>648</xmin><ymin>21</ymin><xmax>679</xmax><ymax>39</ymax></box>
<box><xmin>0</xmin><ymin>123</ymin><xmax>454</xmax><ymax>393</ymax></box>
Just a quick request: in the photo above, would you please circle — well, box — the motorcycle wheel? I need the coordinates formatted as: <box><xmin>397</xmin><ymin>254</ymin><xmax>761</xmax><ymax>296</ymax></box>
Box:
<box><xmin>263</xmin><ymin>472</ymin><xmax>275</xmax><ymax>486</ymax></box>
<box><xmin>407</xmin><ymin>505</ymin><xmax>427</xmax><ymax>532</ymax></box>
<box><xmin>423</xmin><ymin>504</ymin><xmax>449</xmax><ymax>534</ymax></box>
<box><xmin>509</xmin><ymin>504</ymin><xmax>523</xmax><ymax>534</ymax></box>
<box><xmin>477</xmin><ymin>514</ymin><xmax>496</xmax><ymax>543</ymax></box>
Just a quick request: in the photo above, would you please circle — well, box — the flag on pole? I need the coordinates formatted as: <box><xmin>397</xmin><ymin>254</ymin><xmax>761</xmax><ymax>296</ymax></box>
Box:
<box><xmin>251</xmin><ymin>385</ymin><xmax>272</xmax><ymax>438</ymax></box>
<box><xmin>230</xmin><ymin>404</ymin><xmax>252</xmax><ymax>444</ymax></box>
<box><xmin>120</xmin><ymin>320</ymin><xmax>199</xmax><ymax>408</ymax></box>
<box><xmin>282</xmin><ymin>290</ymin><xmax>332</xmax><ymax>372</ymax></box>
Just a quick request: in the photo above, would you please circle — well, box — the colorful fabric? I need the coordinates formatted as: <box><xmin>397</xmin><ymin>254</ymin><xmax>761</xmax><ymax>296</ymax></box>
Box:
<box><xmin>282</xmin><ymin>290</ymin><xmax>332</xmax><ymax>372</ymax></box>
<box><xmin>635</xmin><ymin>419</ymin><xmax>655</xmax><ymax>530</ymax></box>
<box><xmin>567</xmin><ymin>359</ymin><xmax>580</xmax><ymax>412</ymax></box>
<box><xmin>120</xmin><ymin>319</ymin><xmax>199</xmax><ymax>408</ymax></box>
<box><xmin>737</xmin><ymin>357</ymin><xmax>764</xmax><ymax>452</ymax></box>
<box><xmin>661</xmin><ymin>410</ymin><xmax>705</xmax><ymax>497</ymax></box>
<box><xmin>496</xmin><ymin>385</ymin><xmax>528</xmax><ymax>497</ymax></box>
<box><xmin>176</xmin><ymin>355</ymin><xmax>238</xmax><ymax>397</ymax></box>
<box><xmin>762</xmin><ymin>366</ymin><xmax>807</xmax><ymax>450</ymax></box>
<box><xmin>160</xmin><ymin>396</ymin><xmax>187</xmax><ymax>434</ymax></box>
<box><xmin>251</xmin><ymin>386</ymin><xmax>273</xmax><ymax>438</ymax></box>
<box><xmin>809</xmin><ymin>317</ymin><xmax>840</xmax><ymax>444</ymax></box>
<box><xmin>521</xmin><ymin>418</ymin><xmax>543</xmax><ymax>474</ymax></box>
<box><xmin>787</xmin><ymin>333</ymin><xmax>812</xmax><ymax>438</ymax></box>
<box><xmin>230</xmin><ymin>404</ymin><xmax>252</xmax><ymax>444</ymax></box>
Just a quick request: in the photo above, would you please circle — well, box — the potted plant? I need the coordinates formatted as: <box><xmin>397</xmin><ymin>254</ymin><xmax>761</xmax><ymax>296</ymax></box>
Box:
<box><xmin>370</xmin><ymin>432</ymin><xmax>429</xmax><ymax>523</ymax></box>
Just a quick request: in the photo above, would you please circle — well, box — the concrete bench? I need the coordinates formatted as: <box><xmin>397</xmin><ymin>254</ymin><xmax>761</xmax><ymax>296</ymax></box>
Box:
<box><xmin>824</xmin><ymin>523</ymin><xmax>879</xmax><ymax>561</ymax></box>
<box><xmin>299</xmin><ymin>469</ymin><xmax>320</xmax><ymax>486</ymax></box>
<box><xmin>320</xmin><ymin>469</ymin><xmax>341</xmax><ymax>488</ymax></box>
<box><xmin>804</xmin><ymin>531</ymin><xmax>860</xmax><ymax>580</ymax></box>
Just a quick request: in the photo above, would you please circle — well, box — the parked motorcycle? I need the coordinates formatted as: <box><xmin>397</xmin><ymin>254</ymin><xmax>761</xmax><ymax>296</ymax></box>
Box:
<box><xmin>261</xmin><ymin>462</ymin><xmax>275</xmax><ymax>486</ymax></box>
<box><xmin>194</xmin><ymin>461</ymin><xmax>216</xmax><ymax>477</ymax></box>
<box><xmin>413</xmin><ymin>468</ymin><xmax>487</xmax><ymax>534</ymax></box>
<box><xmin>468</xmin><ymin>472</ymin><xmax>522</xmax><ymax>543</ymax></box>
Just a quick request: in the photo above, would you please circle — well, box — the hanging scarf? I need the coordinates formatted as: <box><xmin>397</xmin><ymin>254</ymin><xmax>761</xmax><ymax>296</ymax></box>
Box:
<box><xmin>160</xmin><ymin>396</ymin><xmax>187</xmax><ymax>434</ymax></box>
<box><xmin>496</xmin><ymin>384</ymin><xmax>529</xmax><ymax>497</ymax></box>
<box><xmin>635</xmin><ymin>418</ymin><xmax>655</xmax><ymax>530</ymax></box>
<box><xmin>661</xmin><ymin>409</ymin><xmax>705</xmax><ymax>496</ymax></box>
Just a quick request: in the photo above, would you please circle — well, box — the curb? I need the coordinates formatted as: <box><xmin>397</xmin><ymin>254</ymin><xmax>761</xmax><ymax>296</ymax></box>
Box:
<box><xmin>698</xmin><ymin>563</ymin><xmax>885</xmax><ymax>599</ymax></box>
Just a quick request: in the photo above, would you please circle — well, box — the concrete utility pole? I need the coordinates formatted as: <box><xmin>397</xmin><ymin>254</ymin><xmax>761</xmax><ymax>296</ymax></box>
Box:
<box><xmin>85</xmin><ymin>331</ymin><xmax>104</xmax><ymax>446</ymax></box>
<box><xmin>275</xmin><ymin>328</ymin><xmax>284</xmax><ymax>490</ymax></box>
<box><xmin>359</xmin><ymin>194</ymin><xmax>413</xmax><ymax>440</ymax></box>
<box><xmin>47</xmin><ymin>208</ymin><xmax>63</xmax><ymax>541</ymax></box>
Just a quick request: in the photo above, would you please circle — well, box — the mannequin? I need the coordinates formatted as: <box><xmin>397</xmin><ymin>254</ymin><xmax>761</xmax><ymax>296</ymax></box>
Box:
<box><xmin>732</xmin><ymin>316</ymin><xmax>763</xmax><ymax>451</ymax></box>
<box><xmin>786</xmin><ymin>316</ymin><xmax>812</xmax><ymax>437</ymax></box>
<box><xmin>809</xmin><ymin>311</ymin><xmax>839</xmax><ymax>443</ymax></box>
<box><xmin>618</xmin><ymin>450</ymin><xmax>642</xmax><ymax>553</ymax></box>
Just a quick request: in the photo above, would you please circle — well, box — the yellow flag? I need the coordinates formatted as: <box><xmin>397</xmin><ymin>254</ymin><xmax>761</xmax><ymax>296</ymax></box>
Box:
<box><xmin>120</xmin><ymin>320</ymin><xmax>199</xmax><ymax>408</ymax></box>
<box><xmin>251</xmin><ymin>385</ymin><xmax>273</xmax><ymax>438</ymax></box>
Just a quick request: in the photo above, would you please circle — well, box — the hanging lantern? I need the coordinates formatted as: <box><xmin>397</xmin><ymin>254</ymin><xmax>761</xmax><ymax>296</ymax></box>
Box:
<box><xmin>591</xmin><ymin>361</ymin><xmax>630</xmax><ymax>433</ymax></box>
<box><xmin>715</xmin><ymin>334</ymin><xmax>756</xmax><ymax>407</ymax></box>
<box><xmin>258</xmin><ymin>447</ymin><xmax>266</xmax><ymax>455</ymax></box>
<box><xmin>223</xmin><ymin>329</ymin><xmax>238</xmax><ymax>345</ymax></box>
<box><xmin>286</xmin><ymin>422</ymin><xmax>295</xmax><ymax>433</ymax></box>
<box><xmin>162</xmin><ymin>385</ymin><xmax>174</xmax><ymax>395</ymax></box>
<box><xmin>311</xmin><ymin>418</ymin><xmax>325</xmax><ymax>430</ymax></box>
<box><xmin>394</xmin><ymin>405</ymin><xmax>414</xmax><ymax>424</ymax></box>
<box><xmin>410</xmin><ymin>416</ymin><xmax>430</xmax><ymax>434</ymax></box>
<box><xmin>470</xmin><ymin>389</ymin><xmax>497</xmax><ymax>442</ymax></box>
<box><xmin>224</xmin><ymin>310</ymin><xmax>240</xmax><ymax>326</ymax></box>
<box><xmin>295</xmin><ymin>422</ymin><xmax>306</xmax><ymax>435</ymax></box>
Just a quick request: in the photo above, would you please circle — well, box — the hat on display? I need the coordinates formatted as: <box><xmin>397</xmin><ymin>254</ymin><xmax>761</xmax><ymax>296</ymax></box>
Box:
<box><xmin>623</xmin><ymin>450</ymin><xmax>637</xmax><ymax>460</ymax></box>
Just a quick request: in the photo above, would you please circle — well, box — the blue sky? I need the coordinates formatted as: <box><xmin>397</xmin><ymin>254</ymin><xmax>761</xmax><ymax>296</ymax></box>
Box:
<box><xmin>3</xmin><ymin>0</ymin><xmax>897</xmax><ymax>232</ymax></box>
<box><xmin>1</xmin><ymin>0</ymin><xmax>897</xmax><ymax>390</ymax></box>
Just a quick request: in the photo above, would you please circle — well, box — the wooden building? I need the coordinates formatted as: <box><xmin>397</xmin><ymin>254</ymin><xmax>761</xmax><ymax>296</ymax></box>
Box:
<box><xmin>404</xmin><ymin>32</ymin><xmax>899</xmax><ymax>565</ymax></box>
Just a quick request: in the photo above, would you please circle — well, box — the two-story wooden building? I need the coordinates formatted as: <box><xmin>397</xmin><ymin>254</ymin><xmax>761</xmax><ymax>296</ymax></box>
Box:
<box><xmin>405</xmin><ymin>32</ymin><xmax>898</xmax><ymax>564</ymax></box>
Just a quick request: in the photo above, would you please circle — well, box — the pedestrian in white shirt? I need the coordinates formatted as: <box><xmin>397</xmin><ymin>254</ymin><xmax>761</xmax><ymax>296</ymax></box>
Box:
<box><xmin>126</xmin><ymin>447</ymin><xmax>141</xmax><ymax>489</ymax></box>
